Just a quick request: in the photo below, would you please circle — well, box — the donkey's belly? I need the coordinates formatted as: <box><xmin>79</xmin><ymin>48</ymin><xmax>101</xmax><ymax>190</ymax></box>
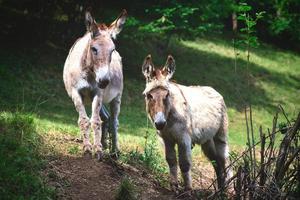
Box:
<box><xmin>102</xmin><ymin>85</ymin><xmax>120</xmax><ymax>103</ymax></box>
<box><xmin>189</xmin><ymin>111</ymin><xmax>221</xmax><ymax>144</ymax></box>
<box><xmin>191</xmin><ymin>128</ymin><xmax>218</xmax><ymax>145</ymax></box>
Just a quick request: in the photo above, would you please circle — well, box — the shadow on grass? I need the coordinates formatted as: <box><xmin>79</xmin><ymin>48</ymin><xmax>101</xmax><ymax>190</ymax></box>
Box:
<box><xmin>169</xmin><ymin>41</ymin><xmax>295</xmax><ymax>112</ymax></box>
<box><xmin>0</xmin><ymin>24</ymin><xmax>299</xmax><ymax>139</ymax></box>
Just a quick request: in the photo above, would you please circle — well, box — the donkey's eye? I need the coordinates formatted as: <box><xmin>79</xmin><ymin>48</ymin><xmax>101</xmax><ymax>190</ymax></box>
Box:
<box><xmin>146</xmin><ymin>93</ymin><xmax>153</xmax><ymax>100</ymax></box>
<box><xmin>91</xmin><ymin>47</ymin><xmax>98</xmax><ymax>55</ymax></box>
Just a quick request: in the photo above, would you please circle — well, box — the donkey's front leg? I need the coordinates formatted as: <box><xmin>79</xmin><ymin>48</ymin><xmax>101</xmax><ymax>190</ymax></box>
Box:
<box><xmin>164</xmin><ymin>139</ymin><xmax>178</xmax><ymax>193</ymax></box>
<box><xmin>109</xmin><ymin>94</ymin><xmax>121</xmax><ymax>155</ymax></box>
<box><xmin>72</xmin><ymin>89</ymin><xmax>92</xmax><ymax>155</ymax></box>
<box><xmin>91</xmin><ymin>91</ymin><xmax>103</xmax><ymax>161</ymax></box>
<box><xmin>178</xmin><ymin>136</ymin><xmax>192</xmax><ymax>191</ymax></box>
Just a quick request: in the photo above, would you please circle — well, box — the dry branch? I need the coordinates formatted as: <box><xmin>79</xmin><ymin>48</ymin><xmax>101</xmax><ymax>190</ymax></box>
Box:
<box><xmin>205</xmin><ymin>106</ymin><xmax>300</xmax><ymax>199</ymax></box>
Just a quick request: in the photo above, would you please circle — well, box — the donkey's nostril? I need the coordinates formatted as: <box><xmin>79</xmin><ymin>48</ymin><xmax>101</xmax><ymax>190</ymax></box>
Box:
<box><xmin>154</xmin><ymin>112</ymin><xmax>166</xmax><ymax>130</ymax></box>
<box><xmin>98</xmin><ymin>79</ymin><xmax>110</xmax><ymax>89</ymax></box>
<box><xmin>155</xmin><ymin>121</ymin><xmax>166</xmax><ymax>130</ymax></box>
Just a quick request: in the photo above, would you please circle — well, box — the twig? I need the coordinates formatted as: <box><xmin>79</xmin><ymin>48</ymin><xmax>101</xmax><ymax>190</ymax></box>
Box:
<box><xmin>278</xmin><ymin>104</ymin><xmax>291</xmax><ymax>126</ymax></box>
<box><xmin>249</xmin><ymin>105</ymin><xmax>256</xmax><ymax>178</ymax></box>
<box><xmin>244</xmin><ymin>107</ymin><xmax>254</xmax><ymax>179</ymax></box>
<box><xmin>259</xmin><ymin>126</ymin><xmax>266</xmax><ymax>186</ymax></box>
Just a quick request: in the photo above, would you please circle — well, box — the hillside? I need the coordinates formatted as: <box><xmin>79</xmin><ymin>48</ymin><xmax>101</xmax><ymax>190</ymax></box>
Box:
<box><xmin>1</xmin><ymin>7</ymin><xmax>300</xmax><ymax>196</ymax></box>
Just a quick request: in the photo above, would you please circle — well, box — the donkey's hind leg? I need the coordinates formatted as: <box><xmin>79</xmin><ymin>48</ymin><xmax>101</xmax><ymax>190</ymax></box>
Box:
<box><xmin>109</xmin><ymin>93</ymin><xmax>122</xmax><ymax>155</ymax></box>
<box><xmin>100</xmin><ymin>105</ymin><xmax>110</xmax><ymax>150</ymax></box>
<box><xmin>201</xmin><ymin>139</ymin><xmax>225</xmax><ymax>189</ymax></box>
<box><xmin>72</xmin><ymin>89</ymin><xmax>92</xmax><ymax>155</ymax></box>
<box><xmin>214</xmin><ymin>122</ymin><xmax>232</xmax><ymax>187</ymax></box>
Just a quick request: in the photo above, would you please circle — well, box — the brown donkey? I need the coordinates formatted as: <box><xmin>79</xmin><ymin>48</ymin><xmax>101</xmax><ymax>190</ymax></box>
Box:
<box><xmin>142</xmin><ymin>55</ymin><xmax>231</xmax><ymax>192</ymax></box>
<box><xmin>63</xmin><ymin>10</ymin><xmax>127</xmax><ymax>160</ymax></box>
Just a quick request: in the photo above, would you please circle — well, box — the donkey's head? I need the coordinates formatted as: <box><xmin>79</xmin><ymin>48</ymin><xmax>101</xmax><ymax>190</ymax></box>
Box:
<box><xmin>85</xmin><ymin>10</ymin><xmax>127</xmax><ymax>89</ymax></box>
<box><xmin>142</xmin><ymin>55</ymin><xmax>176</xmax><ymax>130</ymax></box>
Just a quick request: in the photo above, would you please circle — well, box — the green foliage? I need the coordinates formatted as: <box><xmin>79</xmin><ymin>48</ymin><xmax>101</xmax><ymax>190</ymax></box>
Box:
<box><xmin>0</xmin><ymin>112</ymin><xmax>54</xmax><ymax>199</ymax></box>
<box><xmin>271</xmin><ymin>17</ymin><xmax>292</xmax><ymax>35</ymax></box>
<box><xmin>142</xmin><ymin>4</ymin><xmax>199</xmax><ymax>36</ymax></box>
<box><xmin>139</xmin><ymin>0</ymin><xmax>233</xmax><ymax>38</ymax></box>
<box><xmin>143</xmin><ymin>131</ymin><xmax>167</xmax><ymax>174</ymax></box>
<box><xmin>68</xmin><ymin>145</ymin><xmax>80</xmax><ymax>155</ymax></box>
<box><xmin>124</xmin><ymin>130</ymin><xmax>167</xmax><ymax>175</ymax></box>
<box><xmin>268</xmin><ymin>0</ymin><xmax>300</xmax><ymax>39</ymax></box>
<box><xmin>115</xmin><ymin>177</ymin><xmax>137</xmax><ymax>200</ymax></box>
<box><xmin>235</xmin><ymin>2</ymin><xmax>265</xmax><ymax>48</ymax></box>
<box><xmin>2</xmin><ymin>0</ymin><xmax>300</xmax><ymax>49</ymax></box>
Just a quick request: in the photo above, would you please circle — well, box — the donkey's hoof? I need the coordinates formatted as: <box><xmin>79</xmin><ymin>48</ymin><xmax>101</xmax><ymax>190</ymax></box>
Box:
<box><xmin>110</xmin><ymin>150</ymin><xmax>120</xmax><ymax>160</ymax></box>
<box><xmin>170</xmin><ymin>183</ymin><xmax>179</xmax><ymax>194</ymax></box>
<box><xmin>83</xmin><ymin>150</ymin><xmax>92</xmax><ymax>159</ymax></box>
<box><xmin>96</xmin><ymin>151</ymin><xmax>104</xmax><ymax>161</ymax></box>
<box><xmin>83</xmin><ymin>144</ymin><xmax>92</xmax><ymax>158</ymax></box>
<box><xmin>183</xmin><ymin>187</ymin><xmax>193</xmax><ymax>197</ymax></box>
<box><xmin>101</xmin><ymin>140</ymin><xmax>108</xmax><ymax>150</ymax></box>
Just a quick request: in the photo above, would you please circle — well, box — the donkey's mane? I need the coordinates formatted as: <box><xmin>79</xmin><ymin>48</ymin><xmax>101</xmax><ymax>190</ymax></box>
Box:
<box><xmin>98</xmin><ymin>23</ymin><xmax>108</xmax><ymax>30</ymax></box>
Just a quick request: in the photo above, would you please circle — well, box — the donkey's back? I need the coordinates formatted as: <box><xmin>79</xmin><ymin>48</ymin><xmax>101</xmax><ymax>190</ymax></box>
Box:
<box><xmin>170</xmin><ymin>83</ymin><xmax>227</xmax><ymax>144</ymax></box>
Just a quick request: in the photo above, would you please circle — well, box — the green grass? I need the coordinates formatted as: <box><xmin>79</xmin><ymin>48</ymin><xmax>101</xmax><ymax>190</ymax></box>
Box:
<box><xmin>0</xmin><ymin>33</ymin><xmax>299</xmax><ymax>197</ymax></box>
<box><xmin>176</xmin><ymin>37</ymin><xmax>300</xmax><ymax>146</ymax></box>
<box><xmin>0</xmin><ymin>112</ymin><xmax>54</xmax><ymax>199</ymax></box>
<box><xmin>1</xmin><ymin>34</ymin><xmax>299</xmax><ymax>148</ymax></box>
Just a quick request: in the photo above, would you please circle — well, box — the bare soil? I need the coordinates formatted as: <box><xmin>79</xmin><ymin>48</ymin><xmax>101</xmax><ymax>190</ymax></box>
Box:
<box><xmin>43</xmin><ymin>133</ymin><xmax>216</xmax><ymax>200</ymax></box>
<box><xmin>46</xmin><ymin>155</ymin><xmax>176</xmax><ymax>200</ymax></box>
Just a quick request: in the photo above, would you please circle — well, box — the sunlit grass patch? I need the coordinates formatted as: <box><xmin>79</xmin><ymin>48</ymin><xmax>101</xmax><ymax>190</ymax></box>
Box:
<box><xmin>176</xmin><ymin>37</ymin><xmax>300</xmax><ymax>148</ymax></box>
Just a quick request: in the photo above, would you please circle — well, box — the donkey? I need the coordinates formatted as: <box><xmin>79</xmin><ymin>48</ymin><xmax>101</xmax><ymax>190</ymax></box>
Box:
<box><xmin>142</xmin><ymin>55</ymin><xmax>231</xmax><ymax>192</ymax></box>
<box><xmin>63</xmin><ymin>10</ymin><xmax>127</xmax><ymax>160</ymax></box>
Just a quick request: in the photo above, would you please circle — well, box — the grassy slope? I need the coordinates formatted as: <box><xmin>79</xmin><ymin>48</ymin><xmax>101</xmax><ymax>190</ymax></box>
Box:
<box><xmin>0</xmin><ymin>33</ymin><xmax>299</xmax><ymax>158</ymax></box>
<box><xmin>0</xmin><ymin>112</ymin><xmax>54</xmax><ymax>199</ymax></box>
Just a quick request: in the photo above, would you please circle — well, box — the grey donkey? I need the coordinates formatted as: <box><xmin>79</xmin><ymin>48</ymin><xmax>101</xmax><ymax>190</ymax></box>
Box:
<box><xmin>142</xmin><ymin>55</ymin><xmax>231</xmax><ymax>192</ymax></box>
<box><xmin>63</xmin><ymin>10</ymin><xmax>127</xmax><ymax>160</ymax></box>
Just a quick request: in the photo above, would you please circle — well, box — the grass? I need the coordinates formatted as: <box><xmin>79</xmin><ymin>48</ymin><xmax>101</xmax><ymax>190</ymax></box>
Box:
<box><xmin>0</xmin><ymin>112</ymin><xmax>55</xmax><ymax>199</ymax></box>
<box><xmin>0</xmin><ymin>29</ymin><xmax>299</xmax><ymax>197</ymax></box>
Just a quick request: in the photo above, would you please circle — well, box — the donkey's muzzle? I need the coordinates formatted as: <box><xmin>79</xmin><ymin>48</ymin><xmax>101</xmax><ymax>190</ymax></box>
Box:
<box><xmin>155</xmin><ymin>121</ymin><xmax>166</xmax><ymax>130</ymax></box>
<box><xmin>98</xmin><ymin>79</ymin><xmax>110</xmax><ymax>89</ymax></box>
<box><xmin>154</xmin><ymin>112</ymin><xmax>166</xmax><ymax>130</ymax></box>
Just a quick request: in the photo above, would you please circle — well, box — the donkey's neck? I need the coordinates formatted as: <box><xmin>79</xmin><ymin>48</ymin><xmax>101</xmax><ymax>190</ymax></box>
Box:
<box><xmin>69</xmin><ymin>33</ymin><xmax>92</xmax><ymax>72</ymax></box>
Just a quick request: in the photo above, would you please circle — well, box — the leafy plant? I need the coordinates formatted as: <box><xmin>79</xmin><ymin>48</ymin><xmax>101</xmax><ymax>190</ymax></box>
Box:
<box><xmin>124</xmin><ymin>129</ymin><xmax>167</xmax><ymax>175</ymax></box>
<box><xmin>115</xmin><ymin>177</ymin><xmax>137</xmax><ymax>200</ymax></box>
<box><xmin>232</xmin><ymin>2</ymin><xmax>265</xmax><ymax>97</ymax></box>
<box><xmin>235</xmin><ymin>2</ymin><xmax>265</xmax><ymax>48</ymax></box>
<box><xmin>68</xmin><ymin>145</ymin><xmax>80</xmax><ymax>155</ymax></box>
<box><xmin>138</xmin><ymin>0</ymin><xmax>233</xmax><ymax>40</ymax></box>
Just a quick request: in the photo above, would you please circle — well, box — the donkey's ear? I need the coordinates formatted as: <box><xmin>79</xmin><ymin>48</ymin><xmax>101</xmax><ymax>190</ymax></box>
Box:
<box><xmin>142</xmin><ymin>55</ymin><xmax>155</xmax><ymax>81</ymax></box>
<box><xmin>85</xmin><ymin>11</ymin><xmax>99</xmax><ymax>38</ymax></box>
<box><xmin>163</xmin><ymin>55</ymin><xmax>176</xmax><ymax>80</ymax></box>
<box><xmin>109</xmin><ymin>9</ymin><xmax>127</xmax><ymax>39</ymax></box>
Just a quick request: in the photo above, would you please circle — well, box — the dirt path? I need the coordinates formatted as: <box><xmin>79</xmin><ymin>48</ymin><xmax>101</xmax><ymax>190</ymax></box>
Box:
<box><xmin>43</xmin><ymin>133</ymin><xmax>216</xmax><ymax>200</ymax></box>
<box><xmin>47</xmin><ymin>155</ymin><xmax>178</xmax><ymax>200</ymax></box>
<box><xmin>44</xmin><ymin>133</ymin><xmax>178</xmax><ymax>200</ymax></box>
